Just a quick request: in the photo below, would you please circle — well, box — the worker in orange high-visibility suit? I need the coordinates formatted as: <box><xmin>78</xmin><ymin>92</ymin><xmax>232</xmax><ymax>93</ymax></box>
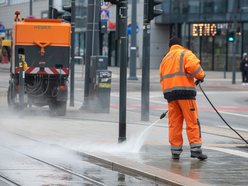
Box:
<box><xmin>160</xmin><ymin>37</ymin><xmax>207</xmax><ymax>160</ymax></box>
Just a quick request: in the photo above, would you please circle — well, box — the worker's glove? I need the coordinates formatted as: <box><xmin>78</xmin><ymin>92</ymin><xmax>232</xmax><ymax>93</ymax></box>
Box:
<box><xmin>195</xmin><ymin>78</ymin><xmax>204</xmax><ymax>86</ymax></box>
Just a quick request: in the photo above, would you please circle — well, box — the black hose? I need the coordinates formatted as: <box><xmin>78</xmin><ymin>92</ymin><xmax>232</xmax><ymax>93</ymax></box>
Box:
<box><xmin>198</xmin><ymin>82</ymin><xmax>248</xmax><ymax>144</ymax></box>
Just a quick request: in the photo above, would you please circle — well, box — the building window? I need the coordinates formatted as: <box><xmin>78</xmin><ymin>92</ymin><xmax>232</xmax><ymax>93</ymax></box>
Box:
<box><xmin>10</xmin><ymin>0</ymin><xmax>29</xmax><ymax>5</ymax></box>
<box><xmin>189</xmin><ymin>22</ymin><xmax>241</xmax><ymax>71</ymax></box>
<box><xmin>188</xmin><ymin>0</ymin><xmax>200</xmax><ymax>14</ymax></box>
<box><xmin>243</xmin><ymin>23</ymin><xmax>248</xmax><ymax>56</ymax></box>
<box><xmin>214</xmin><ymin>33</ymin><xmax>227</xmax><ymax>71</ymax></box>
<box><xmin>213</xmin><ymin>0</ymin><xmax>227</xmax><ymax>13</ymax></box>
<box><xmin>240</xmin><ymin>0</ymin><xmax>248</xmax><ymax>12</ymax></box>
<box><xmin>0</xmin><ymin>0</ymin><xmax>7</xmax><ymax>6</ymax></box>
<box><xmin>201</xmin><ymin>0</ymin><xmax>226</xmax><ymax>14</ymax></box>
<box><xmin>170</xmin><ymin>0</ymin><xmax>188</xmax><ymax>14</ymax></box>
<box><xmin>201</xmin><ymin>0</ymin><xmax>214</xmax><ymax>13</ymax></box>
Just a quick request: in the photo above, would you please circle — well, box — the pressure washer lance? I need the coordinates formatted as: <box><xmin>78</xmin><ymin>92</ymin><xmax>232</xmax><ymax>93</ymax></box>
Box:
<box><xmin>160</xmin><ymin>110</ymin><xmax>168</xmax><ymax>119</ymax></box>
<box><xmin>195</xmin><ymin>80</ymin><xmax>248</xmax><ymax>145</ymax></box>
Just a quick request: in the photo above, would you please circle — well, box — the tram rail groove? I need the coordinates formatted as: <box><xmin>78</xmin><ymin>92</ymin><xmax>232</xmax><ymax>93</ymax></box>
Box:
<box><xmin>24</xmin><ymin>154</ymin><xmax>106</xmax><ymax>186</ymax></box>
<box><xmin>0</xmin><ymin>130</ymin><xmax>171</xmax><ymax>185</ymax></box>
<box><xmin>0</xmin><ymin>174</ymin><xmax>21</xmax><ymax>186</ymax></box>
<box><xmin>0</xmin><ymin>144</ymin><xmax>106</xmax><ymax>186</ymax></box>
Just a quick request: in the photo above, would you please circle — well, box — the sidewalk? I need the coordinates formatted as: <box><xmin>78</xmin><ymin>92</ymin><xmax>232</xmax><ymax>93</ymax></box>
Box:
<box><xmin>1</xmin><ymin>62</ymin><xmax>248</xmax><ymax>185</ymax></box>
<box><xmin>0</xmin><ymin>62</ymin><xmax>246</xmax><ymax>88</ymax></box>
<box><xmin>64</xmin><ymin>103</ymin><xmax>248</xmax><ymax>186</ymax></box>
<box><xmin>77</xmin><ymin>63</ymin><xmax>247</xmax><ymax>92</ymax></box>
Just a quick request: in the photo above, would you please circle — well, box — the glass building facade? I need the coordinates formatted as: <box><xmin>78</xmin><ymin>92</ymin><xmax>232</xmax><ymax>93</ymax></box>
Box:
<box><xmin>159</xmin><ymin>0</ymin><xmax>248</xmax><ymax>71</ymax></box>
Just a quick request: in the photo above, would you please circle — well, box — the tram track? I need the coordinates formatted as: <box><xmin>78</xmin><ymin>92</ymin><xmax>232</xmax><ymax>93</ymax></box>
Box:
<box><xmin>19</xmin><ymin>152</ymin><xmax>106</xmax><ymax>186</ymax></box>
<box><xmin>0</xmin><ymin>142</ymin><xmax>106</xmax><ymax>186</ymax></box>
<box><xmin>0</xmin><ymin>129</ymin><xmax>167</xmax><ymax>186</ymax></box>
<box><xmin>0</xmin><ymin>174</ymin><xmax>21</xmax><ymax>186</ymax></box>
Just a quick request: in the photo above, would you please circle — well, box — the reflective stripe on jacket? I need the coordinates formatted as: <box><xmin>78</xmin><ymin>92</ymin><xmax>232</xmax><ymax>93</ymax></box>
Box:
<box><xmin>159</xmin><ymin>45</ymin><xmax>205</xmax><ymax>102</ymax></box>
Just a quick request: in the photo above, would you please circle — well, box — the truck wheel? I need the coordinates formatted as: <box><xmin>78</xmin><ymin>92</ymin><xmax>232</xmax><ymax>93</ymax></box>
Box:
<box><xmin>55</xmin><ymin>101</ymin><xmax>67</xmax><ymax>116</ymax></box>
<box><xmin>7</xmin><ymin>83</ymin><xmax>17</xmax><ymax>110</ymax></box>
<box><xmin>49</xmin><ymin>101</ymin><xmax>67</xmax><ymax>116</ymax></box>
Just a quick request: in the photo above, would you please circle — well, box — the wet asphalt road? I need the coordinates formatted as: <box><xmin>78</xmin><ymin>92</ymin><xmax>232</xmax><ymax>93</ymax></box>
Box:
<box><xmin>0</xmin><ymin>127</ymin><xmax>167</xmax><ymax>186</ymax></box>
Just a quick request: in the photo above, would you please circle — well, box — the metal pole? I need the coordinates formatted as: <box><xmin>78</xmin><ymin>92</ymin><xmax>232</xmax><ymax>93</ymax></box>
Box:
<box><xmin>118</xmin><ymin>0</ymin><xmax>128</xmax><ymax>143</ymax></box>
<box><xmin>102</xmin><ymin>32</ymin><xmax>109</xmax><ymax>56</ymax></box>
<box><xmin>141</xmin><ymin>0</ymin><xmax>150</xmax><ymax>121</ymax></box>
<box><xmin>29</xmin><ymin>0</ymin><xmax>32</xmax><ymax>16</ymax></box>
<box><xmin>48</xmin><ymin>0</ymin><xmax>53</xmax><ymax>18</ymax></box>
<box><xmin>81</xmin><ymin>0</ymin><xmax>100</xmax><ymax>109</ymax></box>
<box><xmin>115</xmin><ymin>2</ymin><xmax>120</xmax><ymax>66</ymax></box>
<box><xmin>70</xmin><ymin>0</ymin><xmax>75</xmax><ymax>106</ymax></box>
<box><xmin>18</xmin><ymin>54</ymin><xmax>25</xmax><ymax>110</ymax></box>
<box><xmin>128</xmin><ymin>0</ymin><xmax>138</xmax><ymax>80</ymax></box>
<box><xmin>232</xmin><ymin>42</ymin><xmax>236</xmax><ymax>84</ymax></box>
<box><xmin>232</xmin><ymin>1</ymin><xmax>239</xmax><ymax>84</ymax></box>
<box><xmin>232</xmin><ymin>36</ymin><xmax>239</xmax><ymax>84</ymax></box>
<box><xmin>92</xmin><ymin>1</ymin><xmax>100</xmax><ymax>57</ymax></box>
<box><xmin>141</xmin><ymin>22</ymin><xmax>150</xmax><ymax>121</ymax></box>
<box><xmin>224</xmin><ymin>36</ymin><xmax>228</xmax><ymax>79</ymax></box>
<box><xmin>82</xmin><ymin>0</ymin><xmax>94</xmax><ymax>109</ymax></box>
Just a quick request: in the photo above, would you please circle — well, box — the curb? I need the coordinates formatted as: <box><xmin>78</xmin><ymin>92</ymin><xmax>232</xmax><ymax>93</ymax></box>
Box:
<box><xmin>78</xmin><ymin>151</ymin><xmax>208</xmax><ymax>186</ymax></box>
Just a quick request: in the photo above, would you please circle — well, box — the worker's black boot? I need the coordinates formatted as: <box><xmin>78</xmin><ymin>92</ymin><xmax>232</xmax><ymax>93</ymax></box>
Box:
<box><xmin>191</xmin><ymin>151</ymin><xmax>208</xmax><ymax>160</ymax></box>
<box><xmin>172</xmin><ymin>154</ymin><xmax>180</xmax><ymax>160</ymax></box>
<box><xmin>171</xmin><ymin>147</ymin><xmax>183</xmax><ymax>160</ymax></box>
<box><xmin>190</xmin><ymin>143</ymin><xmax>207</xmax><ymax>160</ymax></box>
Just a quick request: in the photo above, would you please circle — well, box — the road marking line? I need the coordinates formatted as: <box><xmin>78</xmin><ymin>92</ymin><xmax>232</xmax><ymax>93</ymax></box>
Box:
<box><xmin>218</xmin><ymin>111</ymin><xmax>248</xmax><ymax>118</ymax></box>
<box><xmin>219</xmin><ymin>125</ymin><xmax>248</xmax><ymax>132</ymax></box>
<box><xmin>204</xmin><ymin>146</ymin><xmax>248</xmax><ymax>158</ymax></box>
<box><xmin>197</xmin><ymin>91</ymin><xmax>248</xmax><ymax>94</ymax></box>
<box><xmin>111</xmin><ymin>94</ymin><xmax>165</xmax><ymax>104</ymax></box>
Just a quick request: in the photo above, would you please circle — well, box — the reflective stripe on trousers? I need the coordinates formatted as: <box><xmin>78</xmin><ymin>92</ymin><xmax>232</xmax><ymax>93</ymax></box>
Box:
<box><xmin>168</xmin><ymin>99</ymin><xmax>202</xmax><ymax>147</ymax></box>
<box><xmin>171</xmin><ymin>145</ymin><xmax>183</xmax><ymax>155</ymax></box>
<box><xmin>190</xmin><ymin>143</ymin><xmax>202</xmax><ymax>153</ymax></box>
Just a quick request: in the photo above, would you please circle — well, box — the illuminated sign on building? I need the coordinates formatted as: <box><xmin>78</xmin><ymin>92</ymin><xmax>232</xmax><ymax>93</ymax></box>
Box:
<box><xmin>192</xmin><ymin>23</ymin><xmax>217</xmax><ymax>36</ymax></box>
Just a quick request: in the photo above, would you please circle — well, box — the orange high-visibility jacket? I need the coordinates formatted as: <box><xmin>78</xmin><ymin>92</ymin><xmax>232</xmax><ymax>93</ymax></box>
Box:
<box><xmin>160</xmin><ymin>44</ymin><xmax>205</xmax><ymax>102</ymax></box>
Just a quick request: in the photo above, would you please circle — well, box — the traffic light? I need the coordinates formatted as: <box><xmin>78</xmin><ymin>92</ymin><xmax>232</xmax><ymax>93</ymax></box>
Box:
<box><xmin>227</xmin><ymin>31</ymin><xmax>235</xmax><ymax>42</ymax></box>
<box><xmin>62</xmin><ymin>5</ymin><xmax>72</xmax><ymax>22</ymax></box>
<box><xmin>51</xmin><ymin>8</ymin><xmax>63</xmax><ymax>19</ymax></box>
<box><xmin>148</xmin><ymin>0</ymin><xmax>163</xmax><ymax>22</ymax></box>
<box><xmin>51</xmin><ymin>6</ymin><xmax>71</xmax><ymax>22</ymax></box>
<box><xmin>103</xmin><ymin>0</ymin><xmax>119</xmax><ymax>4</ymax></box>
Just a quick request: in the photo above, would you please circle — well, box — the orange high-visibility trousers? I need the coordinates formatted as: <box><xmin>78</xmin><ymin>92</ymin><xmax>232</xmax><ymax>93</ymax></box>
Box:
<box><xmin>168</xmin><ymin>99</ymin><xmax>202</xmax><ymax>147</ymax></box>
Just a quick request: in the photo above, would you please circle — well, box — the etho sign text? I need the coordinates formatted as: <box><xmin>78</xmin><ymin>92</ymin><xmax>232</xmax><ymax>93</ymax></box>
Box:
<box><xmin>192</xmin><ymin>23</ymin><xmax>217</xmax><ymax>36</ymax></box>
